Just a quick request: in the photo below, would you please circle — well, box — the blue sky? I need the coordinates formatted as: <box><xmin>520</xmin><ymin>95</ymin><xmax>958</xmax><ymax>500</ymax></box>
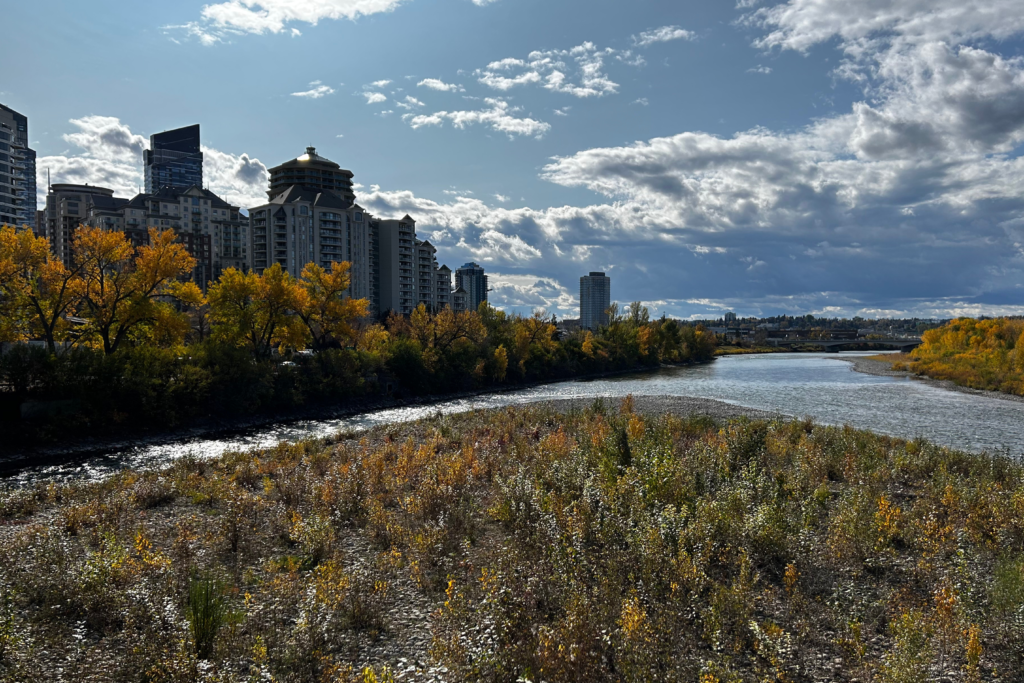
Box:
<box><xmin>5</xmin><ymin>0</ymin><xmax>1024</xmax><ymax>319</ymax></box>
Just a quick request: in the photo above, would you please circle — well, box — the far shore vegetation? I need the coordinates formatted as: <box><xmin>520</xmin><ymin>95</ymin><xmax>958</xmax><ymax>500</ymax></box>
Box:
<box><xmin>877</xmin><ymin>318</ymin><xmax>1024</xmax><ymax>396</ymax></box>
<box><xmin>0</xmin><ymin>224</ymin><xmax>714</xmax><ymax>449</ymax></box>
<box><xmin>1</xmin><ymin>401</ymin><xmax>1021</xmax><ymax>681</ymax></box>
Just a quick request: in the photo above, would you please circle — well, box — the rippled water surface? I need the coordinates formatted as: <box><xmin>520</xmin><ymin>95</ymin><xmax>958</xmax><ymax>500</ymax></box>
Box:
<box><xmin>9</xmin><ymin>352</ymin><xmax>1024</xmax><ymax>484</ymax></box>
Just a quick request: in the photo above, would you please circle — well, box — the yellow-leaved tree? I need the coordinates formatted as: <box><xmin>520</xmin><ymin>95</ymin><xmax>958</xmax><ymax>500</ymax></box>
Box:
<box><xmin>207</xmin><ymin>263</ymin><xmax>304</xmax><ymax>357</ymax></box>
<box><xmin>296</xmin><ymin>261</ymin><xmax>369</xmax><ymax>351</ymax></box>
<box><xmin>511</xmin><ymin>312</ymin><xmax>558</xmax><ymax>374</ymax></box>
<box><xmin>0</xmin><ymin>224</ymin><xmax>85</xmax><ymax>351</ymax></box>
<box><xmin>75</xmin><ymin>227</ymin><xmax>196</xmax><ymax>354</ymax></box>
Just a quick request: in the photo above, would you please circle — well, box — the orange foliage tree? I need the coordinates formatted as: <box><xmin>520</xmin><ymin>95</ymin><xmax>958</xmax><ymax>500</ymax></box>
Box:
<box><xmin>75</xmin><ymin>227</ymin><xmax>196</xmax><ymax>354</ymax></box>
<box><xmin>295</xmin><ymin>261</ymin><xmax>369</xmax><ymax>351</ymax></box>
<box><xmin>905</xmin><ymin>317</ymin><xmax>1024</xmax><ymax>395</ymax></box>
<box><xmin>207</xmin><ymin>263</ymin><xmax>305</xmax><ymax>357</ymax></box>
<box><xmin>0</xmin><ymin>224</ymin><xmax>85</xmax><ymax>351</ymax></box>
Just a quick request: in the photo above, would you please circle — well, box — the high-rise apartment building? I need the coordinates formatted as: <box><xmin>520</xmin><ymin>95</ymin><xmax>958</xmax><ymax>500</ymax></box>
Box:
<box><xmin>249</xmin><ymin>187</ymin><xmax>373</xmax><ymax>300</ymax></box>
<box><xmin>145</xmin><ymin>125</ymin><xmax>203</xmax><ymax>193</ymax></box>
<box><xmin>580</xmin><ymin>271</ymin><xmax>611</xmax><ymax>330</ymax></box>
<box><xmin>251</xmin><ymin>147</ymin><xmax>454</xmax><ymax>318</ymax></box>
<box><xmin>455</xmin><ymin>262</ymin><xmax>488</xmax><ymax>312</ymax></box>
<box><xmin>436</xmin><ymin>265</ymin><xmax>452</xmax><ymax>310</ymax></box>
<box><xmin>43</xmin><ymin>184</ymin><xmax>122</xmax><ymax>266</ymax></box>
<box><xmin>376</xmin><ymin>217</ymin><xmax>417</xmax><ymax>315</ymax></box>
<box><xmin>267</xmin><ymin>147</ymin><xmax>355</xmax><ymax>202</ymax></box>
<box><xmin>0</xmin><ymin>103</ymin><xmax>36</xmax><ymax>229</ymax></box>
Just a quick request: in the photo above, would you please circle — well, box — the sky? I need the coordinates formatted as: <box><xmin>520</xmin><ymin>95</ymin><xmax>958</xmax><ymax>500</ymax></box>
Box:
<box><xmin>5</xmin><ymin>0</ymin><xmax>1024</xmax><ymax>320</ymax></box>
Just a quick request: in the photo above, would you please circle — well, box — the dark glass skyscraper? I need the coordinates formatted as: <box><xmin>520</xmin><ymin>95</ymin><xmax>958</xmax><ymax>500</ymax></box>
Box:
<box><xmin>144</xmin><ymin>124</ymin><xmax>203</xmax><ymax>193</ymax></box>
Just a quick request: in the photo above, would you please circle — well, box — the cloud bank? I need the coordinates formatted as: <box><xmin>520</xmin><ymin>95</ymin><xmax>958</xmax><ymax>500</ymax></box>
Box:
<box><xmin>36</xmin><ymin>116</ymin><xmax>269</xmax><ymax>210</ymax></box>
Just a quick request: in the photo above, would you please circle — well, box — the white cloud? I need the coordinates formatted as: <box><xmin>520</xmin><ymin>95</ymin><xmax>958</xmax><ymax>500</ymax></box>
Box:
<box><xmin>292</xmin><ymin>82</ymin><xmax>335</xmax><ymax>98</ymax></box>
<box><xmin>405</xmin><ymin>98</ymin><xmax>551</xmax><ymax>138</ymax></box>
<box><xmin>201</xmin><ymin>146</ymin><xmax>270</xmax><ymax>208</ymax></box>
<box><xmin>417</xmin><ymin>78</ymin><xmax>465</xmax><ymax>92</ymax></box>
<box><xmin>747</xmin><ymin>0</ymin><xmax>1024</xmax><ymax>53</ymax></box>
<box><xmin>631</xmin><ymin>98</ymin><xmax>649</xmax><ymax>106</ymax></box>
<box><xmin>478</xmin><ymin>70</ymin><xmax>543</xmax><ymax>90</ymax></box>
<box><xmin>486</xmin><ymin>57</ymin><xmax>527</xmax><ymax>70</ymax></box>
<box><xmin>494</xmin><ymin>193</ymin><xmax>509</xmax><ymax>202</ymax></box>
<box><xmin>747</xmin><ymin>65</ymin><xmax>772</xmax><ymax>74</ymax></box>
<box><xmin>476</xmin><ymin>41</ymin><xmax>619</xmax><ymax>98</ymax></box>
<box><xmin>369</xmin><ymin>79</ymin><xmax>392</xmax><ymax>88</ymax></box>
<box><xmin>363</xmin><ymin>92</ymin><xmax>388</xmax><ymax>104</ymax></box>
<box><xmin>553</xmin><ymin>107</ymin><xmax>571</xmax><ymax>117</ymax></box>
<box><xmin>633</xmin><ymin>25</ymin><xmax>696</xmax><ymax>47</ymax></box>
<box><xmin>396</xmin><ymin>95</ymin><xmax>425</xmax><ymax>109</ymax></box>
<box><xmin>187</xmin><ymin>0</ymin><xmax>409</xmax><ymax>41</ymax></box>
<box><xmin>35</xmin><ymin>116</ymin><xmax>268</xmax><ymax>210</ymax></box>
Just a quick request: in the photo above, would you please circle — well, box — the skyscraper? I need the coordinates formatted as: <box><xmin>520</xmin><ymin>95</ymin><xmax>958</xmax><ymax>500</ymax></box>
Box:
<box><xmin>455</xmin><ymin>262</ymin><xmax>488</xmax><ymax>312</ymax></box>
<box><xmin>145</xmin><ymin>124</ymin><xmax>203</xmax><ymax>193</ymax></box>
<box><xmin>266</xmin><ymin>147</ymin><xmax>355</xmax><ymax>202</ymax></box>
<box><xmin>580</xmin><ymin>271</ymin><xmax>611</xmax><ymax>330</ymax></box>
<box><xmin>0</xmin><ymin>103</ymin><xmax>36</xmax><ymax>229</ymax></box>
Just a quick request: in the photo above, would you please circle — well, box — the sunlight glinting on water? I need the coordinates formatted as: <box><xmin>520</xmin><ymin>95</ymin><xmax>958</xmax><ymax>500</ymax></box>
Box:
<box><xmin>10</xmin><ymin>352</ymin><xmax>1024</xmax><ymax>485</ymax></box>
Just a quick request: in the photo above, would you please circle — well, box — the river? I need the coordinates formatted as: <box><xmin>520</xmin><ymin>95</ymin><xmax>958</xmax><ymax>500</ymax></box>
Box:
<box><xmin>6</xmin><ymin>352</ymin><xmax>1024</xmax><ymax>485</ymax></box>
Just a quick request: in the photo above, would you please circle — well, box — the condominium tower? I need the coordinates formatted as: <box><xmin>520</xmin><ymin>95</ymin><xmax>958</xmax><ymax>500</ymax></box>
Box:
<box><xmin>375</xmin><ymin>217</ymin><xmax>417</xmax><ymax>315</ymax></box>
<box><xmin>454</xmin><ymin>262</ymin><xmax>488</xmax><ymax>312</ymax></box>
<box><xmin>0</xmin><ymin>103</ymin><xmax>36</xmax><ymax>229</ymax></box>
<box><xmin>580</xmin><ymin>271</ymin><xmax>611</xmax><ymax>330</ymax></box>
<box><xmin>249</xmin><ymin>187</ymin><xmax>374</xmax><ymax>301</ymax></box>
<box><xmin>267</xmin><ymin>147</ymin><xmax>355</xmax><ymax>202</ymax></box>
<box><xmin>145</xmin><ymin>125</ymin><xmax>203</xmax><ymax>193</ymax></box>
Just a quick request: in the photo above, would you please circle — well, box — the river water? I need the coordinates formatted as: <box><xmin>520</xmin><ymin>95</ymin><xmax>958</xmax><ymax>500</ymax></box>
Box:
<box><xmin>7</xmin><ymin>352</ymin><xmax>1024</xmax><ymax>485</ymax></box>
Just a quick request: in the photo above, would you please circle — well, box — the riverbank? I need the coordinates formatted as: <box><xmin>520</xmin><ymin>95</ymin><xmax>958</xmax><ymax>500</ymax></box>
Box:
<box><xmin>0</xmin><ymin>360</ymin><xmax>714</xmax><ymax>474</ymax></box>
<box><xmin>0</xmin><ymin>401</ymin><xmax>1018</xmax><ymax>682</ymax></box>
<box><xmin>846</xmin><ymin>354</ymin><xmax>1024</xmax><ymax>404</ymax></box>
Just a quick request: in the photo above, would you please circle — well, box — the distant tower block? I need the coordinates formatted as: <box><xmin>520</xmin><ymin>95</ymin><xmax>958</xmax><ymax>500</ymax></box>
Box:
<box><xmin>580</xmin><ymin>271</ymin><xmax>611</xmax><ymax>330</ymax></box>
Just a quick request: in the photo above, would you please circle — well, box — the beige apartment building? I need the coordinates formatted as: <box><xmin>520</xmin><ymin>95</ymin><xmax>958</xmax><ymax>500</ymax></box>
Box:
<box><xmin>43</xmin><ymin>184</ymin><xmax>124</xmax><ymax>267</ymax></box>
<box><xmin>248</xmin><ymin>187</ymin><xmax>374</xmax><ymax>302</ymax></box>
<box><xmin>110</xmin><ymin>186</ymin><xmax>247</xmax><ymax>286</ymax></box>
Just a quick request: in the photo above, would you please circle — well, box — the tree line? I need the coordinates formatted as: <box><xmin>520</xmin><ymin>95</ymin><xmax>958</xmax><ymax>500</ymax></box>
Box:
<box><xmin>897</xmin><ymin>317</ymin><xmax>1024</xmax><ymax>395</ymax></box>
<box><xmin>0</xmin><ymin>224</ymin><xmax>715</xmax><ymax>445</ymax></box>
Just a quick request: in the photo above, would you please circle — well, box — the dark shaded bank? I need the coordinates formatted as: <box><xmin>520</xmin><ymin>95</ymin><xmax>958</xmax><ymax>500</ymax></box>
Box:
<box><xmin>0</xmin><ymin>360</ymin><xmax>714</xmax><ymax>476</ymax></box>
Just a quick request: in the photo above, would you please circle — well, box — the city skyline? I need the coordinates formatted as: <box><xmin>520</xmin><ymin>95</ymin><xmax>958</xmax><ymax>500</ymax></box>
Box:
<box><xmin>5</xmin><ymin>0</ymin><xmax>1024</xmax><ymax>320</ymax></box>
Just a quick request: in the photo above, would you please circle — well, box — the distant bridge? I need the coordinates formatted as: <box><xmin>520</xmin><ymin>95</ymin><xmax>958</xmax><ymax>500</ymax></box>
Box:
<box><xmin>765</xmin><ymin>337</ymin><xmax>922</xmax><ymax>352</ymax></box>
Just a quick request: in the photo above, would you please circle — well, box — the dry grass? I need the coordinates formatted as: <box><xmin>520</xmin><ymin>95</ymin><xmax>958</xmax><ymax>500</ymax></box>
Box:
<box><xmin>1</xmin><ymin>401</ymin><xmax>1022</xmax><ymax>682</ymax></box>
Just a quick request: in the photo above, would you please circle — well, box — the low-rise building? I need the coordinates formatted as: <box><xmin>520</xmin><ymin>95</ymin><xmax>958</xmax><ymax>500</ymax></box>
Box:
<box><xmin>43</xmin><ymin>184</ymin><xmax>122</xmax><ymax>266</ymax></box>
<box><xmin>112</xmin><ymin>185</ymin><xmax>247</xmax><ymax>286</ymax></box>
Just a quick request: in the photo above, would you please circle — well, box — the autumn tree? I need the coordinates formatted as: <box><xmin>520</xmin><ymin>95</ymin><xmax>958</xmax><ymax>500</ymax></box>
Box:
<box><xmin>75</xmin><ymin>227</ymin><xmax>196</xmax><ymax>354</ymax></box>
<box><xmin>207</xmin><ymin>263</ymin><xmax>304</xmax><ymax>357</ymax></box>
<box><xmin>0</xmin><ymin>224</ymin><xmax>85</xmax><ymax>351</ymax></box>
<box><xmin>510</xmin><ymin>311</ymin><xmax>558</xmax><ymax>375</ymax></box>
<box><xmin>409</xmin><ymin>304</ymin><xmax>487</xmax><ymax>355</ymax></box>
<box><xmin>296</xmin><ymin>261</ymin><xmax>369</xmax><ymax>351</ymax></box>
